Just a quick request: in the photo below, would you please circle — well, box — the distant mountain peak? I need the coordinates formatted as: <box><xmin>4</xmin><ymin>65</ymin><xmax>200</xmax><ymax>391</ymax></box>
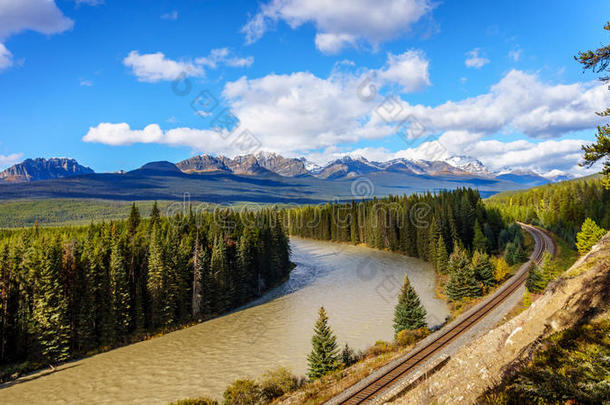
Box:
<box><xmin>0</xmin><ymin>157</ymin><xmax>94</xmax><ymax>183</ymax></box>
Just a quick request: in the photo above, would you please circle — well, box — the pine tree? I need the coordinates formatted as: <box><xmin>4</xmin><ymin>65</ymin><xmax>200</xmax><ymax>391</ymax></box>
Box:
<box><xmin>445</xmin><ymin>246</ymin><xmax>481</xmax><ymax>301</ymax></box>
<box><xmin>393</xmin><ymin>276</ymin><xmax>427</xmax><ymax>336</ymax></box>
<box><xmin>150</xmin><ymin>201</ymin><xmax>161</xmax><ymax>228</ymax></box>
<box><xmin>33</xmin><ymin>239</ymin><xmax>70</xmax><ymax>365</ymax></box>
<box><xmin>307</xmin><ymin>307</ymin><xmax>339</xmax><ymax>380</ymax></box>
<box><xmin>472</xmin><ymin>219</ymin><xmax>488</xmax><ymax>252</ymax></box>
<box><xmin>147</xmin><ymin>226</ymin><xmax>168</xmax><ymax>328</ymax></box>
<box><xmin>436</xmin><ymin>235</ymin><xmax>449</xmax><ymax>274</ymax></box>
<box><xmin>526</xmin><ymin>263</ymin><xmax>544</xmax><ymax>293</ymax></box>
<box><xmin>109</xmin><ymin>231</ymin><xmax>131</xmax><ymax>339</ymax></box>
<box><xmin>504</xmin><ymin>242</ymin><xmax>517</xmax><ymax>266</ymax></box>
<box><xmin>127</xmin><ymin>203</ymin><xmax>140</xmax><ymax>235</ymax></box>
<box><xmin>471</xmin><ymin>251</ymin><xmax>495</xmax><ymax>288</ymax></box>
<box><xmin>575</xmin><ymin>218</ymin><xmax>607</xmax><ymax>254</ymax></box>
<box><xmin>192</xmin><ymin>234</ymin><xmax>204</xmax><ymax>318</ymax></box>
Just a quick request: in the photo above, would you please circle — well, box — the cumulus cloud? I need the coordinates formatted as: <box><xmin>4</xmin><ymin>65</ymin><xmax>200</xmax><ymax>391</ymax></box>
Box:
<box><xmin>123</xmin><ymin>51</ymin><xmax>204</xmax><ymax>82</ymax></box>
<box><xmin>124</xmin><ymin>48</ymin><xmax>254</xmax><ymax>82</ymax></box>
<box><xmin>394</xmin><ymin>70</ymin><xmax>610</xmax><ymax>139</ymax></box>
<box><xmin>0</xmin><ymin>153</ymin><xmax>24</xmax><ymax>170</ymax></box>
<box><xmin>196</xmin><ymin>48</ymin><xmax>254</xmax><ymax>69</ymax></box>
<box><xmin>82</xmin><ymin>123</ymin><xmax>246</xmax><ymax>156</ymax></box>
<box><xmin>242</xmin><ymin>0</ymin><xmax>435</xmax><ymax>53</ymax></box>
<box><xmin>0</xmin><ymin>43</ymin><xmax>12</xmax><ymax>71</ymax></box>
<box><xmin>465</xmin><ymin>48</ymin><xmax>490</xmax><ymax>69</ymax></box>
<box><xmin>377</xmin><ymin>50</ymin><xmax>430</xmax><ymax>92</ymax></box>
<box><xmin>0</xmin><ymin>0</ymin><xmax>74</xmax><ymax>40</ymax></box>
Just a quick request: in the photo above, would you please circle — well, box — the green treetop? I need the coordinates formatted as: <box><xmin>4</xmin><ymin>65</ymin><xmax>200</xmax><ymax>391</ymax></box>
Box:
<box><xmin>307</xmin><ymin>306</ymin><xmax>339</xmax><ymax>380</ymax></box>
<box><xmin>576</xmin><ymin>218</ymin><xmax>607</xmax><ymax>254</ymax></box>
<box><xmin>393</xmin><ymin>276</ymin><xmax>427</xmax><ymax>337</ymax></box>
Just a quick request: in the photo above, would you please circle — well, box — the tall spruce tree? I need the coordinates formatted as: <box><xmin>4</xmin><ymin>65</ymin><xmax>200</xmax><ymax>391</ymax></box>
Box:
<box><xmin>393</xmin><ymin>276</ymin><xmax>427</xmax><ymax>336</ymax></box>
<box><xmin>436</xmin><ymin>235</ymin><xmax>449</xmax><ymax>274</ymax></box>
<box><xmin>445</xmin><ymin>246</ymin><xmax>481</xmax><ymax>301</ymax></box>
<box><xmin>472</xmin><ymin>220</ymin><xmax>488</xmax><ymax>252</ymax></box>
<box><xmin>147</xmin><ymin>226</ymin><xmax>168</xmax><ymax>328</ymax></box>
<box><xmin>150</xmin><ymin>201</ymin><xmax>161</xmax><ymax>228</ymax></box>
<box><xmin>307</xmin><ymin>307</ymin><xmax>339</xmax><ymax>380</ymax></box>
<box><xmin>127</xmin><ymin>203</ymin><xmax>140</xmax><ymax>235</ymax></box>
<box><xmin>33</xmin><ymin>239</ymin><xmax>70</xmax><ymax>366</ymax></box>
<box><xmin>192</xmin><ymin>234</ymin><xmax>204</xmax><ymax>318</ymax></box>
<box><xmin>471</xmin><ymin>250</ymin><xmax>495</xmax><ymax>288</ymax></box>
<box><xmin>109</xmin><ymin>231</ymin><xmax>131</xmax><ymax>339</ymax></box>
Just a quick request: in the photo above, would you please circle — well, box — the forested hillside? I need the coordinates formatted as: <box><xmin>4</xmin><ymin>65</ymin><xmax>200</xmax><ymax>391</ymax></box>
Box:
<box><xmin>0</xmin><ymin>204</ymin><xmax>291</xmax><ymax>372</ymax></box>
<box><xmin>485</xmin><ymin>176</ymin><xmax>610</xmax><ymax>246</ymax></box>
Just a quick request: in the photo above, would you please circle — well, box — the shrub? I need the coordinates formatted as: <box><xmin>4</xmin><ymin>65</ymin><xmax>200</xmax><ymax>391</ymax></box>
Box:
<box><xmin>395</xmin><ymin>327</ymin><xmax>429</xmax><ymax>347</ymax></box>
<box><xmin>367</xmin><ymin>340</ymin><xmax>394</xmax><ymax>356</ymax></box>
<box><xmin>223</xmin><ymin>378</ymin><xmax>261</xmax><ymax>405</ymax></box>
<box><xmin>258</xmin><ymin>366</ymin><xmax>299</xmax><ymax>402</ymax></box>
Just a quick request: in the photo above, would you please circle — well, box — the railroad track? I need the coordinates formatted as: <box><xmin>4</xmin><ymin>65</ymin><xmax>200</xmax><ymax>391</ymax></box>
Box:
<box><xmin>330</xmin><ymin>224</ymin><xmax>554</xmax><ymax>405</ymax></box>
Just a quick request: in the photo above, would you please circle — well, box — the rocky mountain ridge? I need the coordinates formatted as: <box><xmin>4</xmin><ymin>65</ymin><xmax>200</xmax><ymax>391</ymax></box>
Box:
<box><xmin>1</xmin><ymin>152</ymin><xmax>568</xmax><ymax>185</ymax></box>
<box><xmin>0</xmin><ymin>157</ymin><xmax>94</xmax><ymax>183</ymax></box>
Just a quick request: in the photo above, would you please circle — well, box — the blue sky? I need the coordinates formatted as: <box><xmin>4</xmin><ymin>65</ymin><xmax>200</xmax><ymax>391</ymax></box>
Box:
<box><xmin>0</xmin><ymin>0</ymin><xmax>608</xmax><ymax>176</ymax></box>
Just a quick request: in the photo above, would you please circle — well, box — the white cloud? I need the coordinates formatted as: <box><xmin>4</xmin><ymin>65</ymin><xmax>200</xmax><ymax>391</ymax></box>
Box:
<box><xmin>0</xmin><ymin>43</ymin><xmax>12</xmax><ymax>71</ymax></box>
<box><xmin>161</xmin><ymin>10</ymin><xmax>178</xmax><ymax>20</ymax></box>
<box><xmin>394</xmin><ymin>70</ymin><xmax>610</xmax><ymax>139</ymax></box>
<box><xmin>196</xmin><ymin>48</ymin><xmax>254</xmax><ymax>69</ymax></box>
<box><xmin>82</xmin><ymin>123</ymin><xmax>243</xmax><ymax>156</ymax></box>
<box><xmin>465</xmin><ymin>48</ymin><xmax>490</xmax><ymax>69</ymax></box>
<box><xmin>0</xmin><ymin>0</ymin><xmax>74</xmax><ymax>40</ymax></box>
<box><xmin>124</xmin><ymin>48</ymin><xmax>254</xmax><ymax>82</ymax></box>
<box><xmin>123</xmin><ymin>51</ymin><xmax>204</xmax><ymax>82</ymax></box>
<box><xmin>377</xmin><ymin>50</ymin><xmax>430</xmax><ymax>92</ymax></box>
<box><xmin>0</xmin><ymin>153</ymin><xmax>23</xmax><ymax>170</ymax></box>
<box><xmin>0</xmin><ymin>0</ymin><xmax>100</xmax><ymax>73</ymax></box>
<box><xmin>79</xmin><ymin>79</ymin><xmax>93</xmax><ymax>86</ymax></box>
<box><xmin>243</xmin><ymin>0</ymin><xmax>435</xmax><ymax>53</ymax></box>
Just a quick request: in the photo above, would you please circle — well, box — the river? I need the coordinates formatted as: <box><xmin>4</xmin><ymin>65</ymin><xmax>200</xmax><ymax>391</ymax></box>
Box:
<box><xmin>0</xmin><ymin>237</ymin><xmax>449</xmax><ymax>404</ymax></box>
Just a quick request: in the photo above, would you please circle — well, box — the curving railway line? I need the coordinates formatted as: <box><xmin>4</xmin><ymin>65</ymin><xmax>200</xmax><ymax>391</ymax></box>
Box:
<box><xmin>329</xmin><ymin>223</ymin><xmax>555</xmax><ymax>405</ymax></box>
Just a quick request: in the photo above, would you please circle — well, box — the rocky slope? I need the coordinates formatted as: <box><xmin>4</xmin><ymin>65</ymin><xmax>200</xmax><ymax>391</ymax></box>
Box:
<box><xmin>390</xmin><ymin>232</ymin><xmax>610</xmax><ymax>405</ymax></box>
<box><xmin>0</xmin><ymin>158</ymin><xmax>94</xmax><ymax>183</ymax></box>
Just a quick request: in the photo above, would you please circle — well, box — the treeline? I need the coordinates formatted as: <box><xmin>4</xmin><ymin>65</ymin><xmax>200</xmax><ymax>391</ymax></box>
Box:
<box><xmin>284</xmin><ymin>188</ymin><xmax>506</xmax><ymax>266</ymax></box>
<box><xmin>486</xmin><ymin>176</ymin><xmax>610</xmax><ymax>246</ymax></box>
<box><xmin>0</xmin><ymin>204</ymin><xmax>291</xmax><ymax>369</ymax></box>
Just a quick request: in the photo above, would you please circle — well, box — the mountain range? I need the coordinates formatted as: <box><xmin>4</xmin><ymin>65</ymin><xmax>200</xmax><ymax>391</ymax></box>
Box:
<box><xmin>0</xmin><ymin>152</ymin><xmax>554</xmax><ymax>185</ymax></box>
<box><xmin>0</xmin><ymin>153</ymin><xmax>560</xmax><ymax>204</ymax></box>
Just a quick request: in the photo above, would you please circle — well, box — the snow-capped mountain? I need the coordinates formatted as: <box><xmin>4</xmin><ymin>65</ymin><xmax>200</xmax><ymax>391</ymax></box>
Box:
<box><xmin>445</xmin><ymin>155</ymin><xmax>491</xmax><ymax>176</ymax></box>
